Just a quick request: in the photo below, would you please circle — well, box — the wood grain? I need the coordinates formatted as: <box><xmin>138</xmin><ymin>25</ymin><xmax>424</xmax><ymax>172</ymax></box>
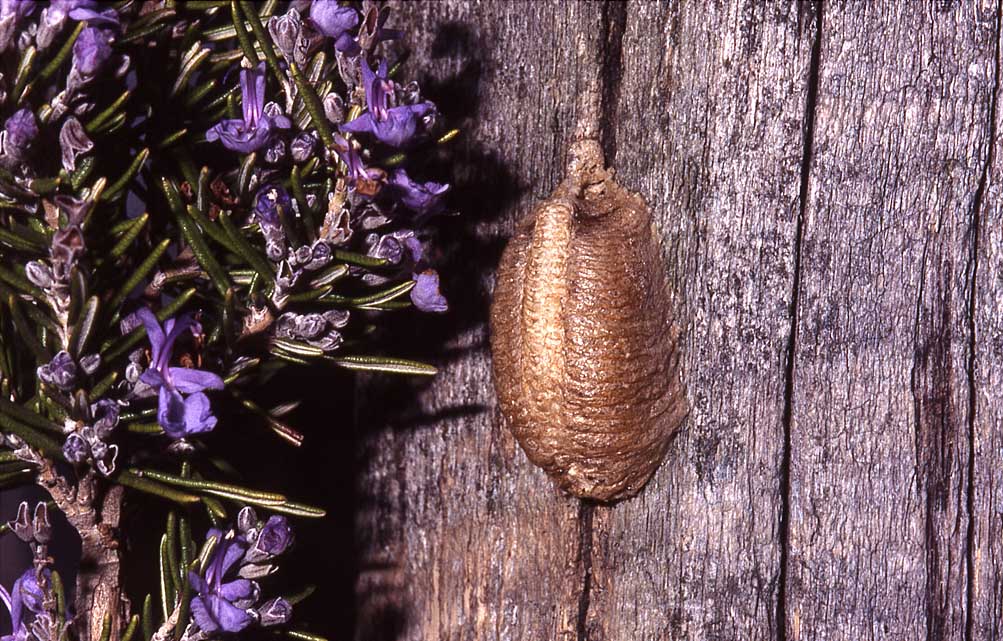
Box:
<box><xmin>789</xmin><ymin>2</ymin><xmax>997</xmax><ymax>639</ymax></box>
<box><xmin>587</xmin><ymin>2</ymin><xmax>813</xmax><ymax>639</ymax></box>
<box><xmin>355</xmin><ymin>2</ymin><xmax>1003</xmax><ymax>640</ymax></box>
<box><xmin>355</xmin><ymin>3</ymin><xmax>605</xmax><ymax>640</ymax></box>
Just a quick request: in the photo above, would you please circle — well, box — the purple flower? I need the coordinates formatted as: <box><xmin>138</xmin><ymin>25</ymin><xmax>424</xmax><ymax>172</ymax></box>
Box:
<box><xmin>4</xmin><ymin>109</ymin><xmax>38</xmax><ymax>156</ymax></box>
<box><xmin>252</xmin><ymin>516</ymin><xmax>293</xmax><ymax>558</ymax></box>
<box><xmin>256</xmin><ymin>597</ymin><xmax>292</xmax><ymax>626</ymax></box>
<box><xmin>411</xmin><ymin>269</ymin><xmax>447</xmax><ymax>313</ymax></box>
<box><xmin>367</xmin><ymin>229</ymin><xmax>422</xmax><ymax>265</ymax></box>
<box><xmin>388</xmin><ymin>168</ymin><xmax>449</xmax><ymax>217</ymax></box>
<box><xmin>72</xmin><ymin>26</ymin><xmax>112</xmax><ymax>75</ymax></box>
<box><xmin>62</xmin><ymin>434</ymin><xmax>88</xmax><ymax>463</ymax></box>
<box><xmin>0</xmin><ymin>0</ymin><xmax>35</xmax><ymax>20</ymax></box>
<box><xmin>58</xmin><ymin>0</ymin><xmax>118</xmax><ymax>25</ymax></box>
<box><xmin>37</xmin><ymin>351</ymin><xmax>77</xmax><ymax>391</ymax></box>
<box><xmin>310</xmin><ymin>0</ymin><xmax>359</xmax><ymax>53</ymax></box>
<box><xmin>332</xmin><ymin>133</ymin><xmax>384</xmax><ymax>193</ymax></box>
<box><xmin>0</xmin><ymin>1</ymin><xmax>32</xmax><ymax>52</ymax></box>
<box><xmin>254</xmin><ymin>185</ymin><xmax>292</xmax><ymax>227</ymax></box>
<box><xmin>206</xmin><ymin>63</ymin><xmax>291</xmax><ymax>153</ymax></box>
<box><xmin>0</xmin><ymin>569</ymin><xmax>46</xmax><ymax>641</ymax></box>
<box><xmin>189</xmin><ymin>532</ymin><xmax>259</xmax><ymax>634</ymax></box>
<box><xmin>137</xmin><ymin>308</ymin><xmax>224</xmax><ymax>439</ymax></box>
<box><xmin>341</xmin><ymin>58</ymin><xmax>436</xmax><ymax>148</ymax></box>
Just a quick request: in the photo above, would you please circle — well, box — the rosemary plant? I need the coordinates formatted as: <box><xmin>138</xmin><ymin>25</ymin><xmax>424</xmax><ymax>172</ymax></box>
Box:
<box><xmin>0</xmin><ymin>1</ymin><xmax>452</xmax><ymax>639</ymax></box>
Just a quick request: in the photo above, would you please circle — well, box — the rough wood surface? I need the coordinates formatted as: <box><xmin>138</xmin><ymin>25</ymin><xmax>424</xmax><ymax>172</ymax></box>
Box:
<box><xmin>355</xmin><ymin>2</ymin><xmax>1003</xmax><ymax>640</ymax></box>
<box><xmin>789</xmin><ymin>3</ymin><xmax>997</xmax><ymax>639</ymax></box>
<box><xmin>587</xmin><ymin>2</ymin><xmax>811</xmax><ymax>639</ymax></box>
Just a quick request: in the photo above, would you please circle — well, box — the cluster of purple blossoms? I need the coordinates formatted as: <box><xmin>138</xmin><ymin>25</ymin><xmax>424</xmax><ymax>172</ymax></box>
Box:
<box><xmin>188</xmin><ymin>508</ymin><xmax>293</xmax><ymax>634</ymax></box>
<box><xmin>62</xmin><ymin>398</ymin><xmax>120</xmax><ymax>476</ymax></box>
<box><xmin>203</xmin><ymin>1</ymin><xmax>451</xmax><ymax>315</ymax></box>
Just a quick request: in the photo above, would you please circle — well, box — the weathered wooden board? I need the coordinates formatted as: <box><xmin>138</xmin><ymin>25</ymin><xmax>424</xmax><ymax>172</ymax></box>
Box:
<box><xmin>974</xmin><ymin>2</ymin><xmax>1003</xmax><ymax>636</ymax></box>
<box><xmin>355</xmin><ymin>2</ymin><xmax>1003</xmax><ymax>640</ymax></box>
<box><xmin>587</xmin><ymin>2</ymin><xmax>812</xmax><ymax>640</ymax></box>
<box><xmin>789</xmin><ymin>1</ymin><xmax>997</xmax><ymax>640</ymax></box>
<box><xmin>355</xmin><ymin>2</ymin><xmax>606</xmax><ymax>640</ymax></box>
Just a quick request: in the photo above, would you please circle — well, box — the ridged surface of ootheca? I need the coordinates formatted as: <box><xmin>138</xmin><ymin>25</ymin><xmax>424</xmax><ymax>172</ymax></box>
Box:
<box><xmin>490</xmin><ymin>140</ymin><xmax>687</xmax><ymax>502</ymax></box>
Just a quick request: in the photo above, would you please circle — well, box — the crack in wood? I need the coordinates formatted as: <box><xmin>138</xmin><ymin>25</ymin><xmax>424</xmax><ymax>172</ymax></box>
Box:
<box><xmin>598</xmin><ymin>1</ymin><xmax>627</xmax><ymax>167</ymax></box>
<box><xmin>777</xmin><ymin>3</ymin><xmax>824</xmax><ymax>641</ymax></box>
<box><xmin>575</xmin><ymin>502</ymin><xmax>595</xmax><ymax>641</ymax></box>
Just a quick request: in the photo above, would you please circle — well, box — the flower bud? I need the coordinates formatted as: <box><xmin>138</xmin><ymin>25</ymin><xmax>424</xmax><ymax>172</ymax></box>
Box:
<box><xmin>257</xmin><ymin>598</ymin><xmax>293</xmax><ymax>626</ymax></box>
<box><xmin>25</xmin><ymin>261</ymin><xmax>53</xmax><ymax>288</ymax></box>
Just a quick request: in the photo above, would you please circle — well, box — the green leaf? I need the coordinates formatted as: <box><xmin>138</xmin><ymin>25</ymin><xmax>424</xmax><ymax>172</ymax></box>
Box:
<box><xmin>117</xmin><ymin>470</ymin><xmax>203</xmax><ymax>505</ymax></box>
<box><xmin>108</xmin><ymin>213</ymin><xmax>150</xmax><ymax>259</ymax></box>
<box><xmin>0</xmin><ymin>227</ymin><xmax>45</xmax><ymax>253</ymax></box>
<box><xmin>120</xmin><ymin>615</ymin><xmax>140</xmax><ymax>641</ymax></box>
<box><xmin>171</xmin><ymin>43</ymin><xmax>212</xmax><ymax>97</ymax></box>
<box><xmin>186</xmin><ymin>205</ymin><xmax>241</xmax><ymax>255</ymax></box>
<box><xmin>102</xmin><ymin>148</ymin><xmax>149</xmax><ymax>202</ymax></box>
<box><xmin>69</xmin><ymin>156</ymin><xmax>96</xmax><ymax>191</ymax></box>
<box><xmin>230</xmin><ymin>0</ymin><xmax>259</xmax><ymax>64</ymax></box>
<box><xmin>98</xmin><ymin>613</ymin><xmax>111</xmax><ymax>641</ymax></box>
<box><xmin>288</xmin><ymin>61</ymin><xmax>335</xmax><ymax>147</ymax></box>
<box><xmin>438</xmin><ymin>128</ymin><xmax>462</xmax><ymax>145</ymax></box>
<box><xmin>0</xmin><ymin>397</ymin><xmax>64</xmax><ymax>433</ymax></box>
<box><xmin>218</xmin><ymin>210</ymin><xmax>274</xmax><ymax>284</ymax></box>
<box><xmin>282</xmin><ymin>585</ymin><xmax>316</xmax><ymax>606</ymax></box>
<box><xmin>158</xmin><ymin>534</ymin><xmax>174</xmax><ymax>622</ymax></box>
<box><xmin>0</xmin><ymin>412</ymin><xmax>64</xmax><ymax>458</ymax></box>
<box><xmin>321</xmin><ymin>280</ymin><xmax>415</xmax><ymax>308</ymax></box>
<box><xmin>290</xmin><ymin>165</ymin><xmax>318</xmax><ymax>241</ymax></box>
<box><xmin>174</xmin><ymin>564</ymin><xmax>194</xmax><ymax>640</ymax></box>
<box><xmin>67</xmin><ymin>296</ymin><xmax>99</xmax><ymax>358</ymax></box>
<box><xmin>12</xmin><ymin>46</ymin><xmax>37</xmax><ymax>104</ymax></box>
<box><xmin>271</xmin><ymin>339</ymin><xmax>324</xmax><ymax>358</ymax></box>
<box><xmin>50</xmin><ymin>570</ymin><xmax>66</xmax><ymax>618</ymax></box>
<box><xmin>165</xmin><ymin>511</ymin><xmax>181</xmax><ymax>596</ymax></box>
<box><xmin>0</xmin><ymin>265</ymin><xmax>44</xmax><ymax>300</ymax></box>
<box><xmin>237</xmin><ymin>395</ymin><xmax>303</xmax><ymax>446</ymax></box>
<box><xmin>84</xmin><ymin>90</ymin><xmax>131</xmax><ymax>133</ymax></box>
<box><xmin>107</xmin><ymin>238</ymin><xmax>171</xmax><ymax>313</ymax></box>
<box><xmin>287</xmin><ymin>631</ymin><xmax>329</xmax><ymax>641</ymax></box>
<box><xmin>131</xmin><ymin>468</ymin><xmax>288</xmax><ymax>504</ymax></box>
<box><xmin>236</xmin><ymin>151</ymin><xmax>257</xmax><ymax>198</ymax></box>
<box><xmin>6</xmin><ymin>295</ymin><xmax>50</xmax><ymax>362</ymax></box>
<box><xmin>39</xmin><ymin>22</ymin><xmax>84</xmax><ymax>82</ymax></box>
<box><xmin>161</xmin><ymin>178</ymin><xmax>230</xmax><ymax>297</ymax></box>
<box><xmin>141</xmin><ymin>595</ymin><xmax>154</xmax><ymax>641</ymax></box>
<box><xmin>266</xmin><ymin>501</ymin><xmax>326</xmax><ymax>519</ymax></box>
<box><xmin>284</xmin><ymin>285</ymin><xmax>333</xmax><ymax>304</ymax></box>
<box><xmin>156</xmin><ymin>128</ymin><xmax>189</xmax><ymax>150</ymax></box>
<box><xmin>330</xmin><ymin>249</ymin><xmax>389</xmax><ymax>269</ymax></box>
<box><xmin>124</xmin><ymin>422</ymin><xmax>163</xmax><ymax>435</ymax></box>
<box><xmin>327</xmin><ymin>355</ymin><xmax>438</xmax><ymax>376</ymax></box>
<box><xmin>308</xmin><ymin>264</ymin><xmax>348</xmax><ymax>289</ymax></box>
<box><xmin>240</xmin><ymin>0</ymin><xmax>284</xmax><ymax>84</ymax></box>
<box><xmin>185</xmin><ymin>77</ymin><xmax>218</xmax><ymax>108</ymax></box>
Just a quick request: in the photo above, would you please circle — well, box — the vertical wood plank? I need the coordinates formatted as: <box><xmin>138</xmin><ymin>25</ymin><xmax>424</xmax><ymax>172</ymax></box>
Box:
<box><xmin>355</xmin><ymin>3</ymin><xmax>604</xmax><ymax>640</ymax></box>
<box><xmin>585</xmin><ymin>2</ymin><xmax>813</xmax><ymax>639</ymax></box>
<box><xmin>790</xmin><ymin>2</ymin><xmax>997</xmax><ymax>639</ymax></box>
<box><xmin>973</xmin><ymin>2</ymin><xmax>1003</xmax><ymax>636</ymax></box>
